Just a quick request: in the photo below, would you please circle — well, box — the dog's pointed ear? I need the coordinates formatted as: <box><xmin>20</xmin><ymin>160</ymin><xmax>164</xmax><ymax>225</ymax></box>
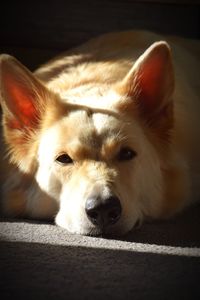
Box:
<box><xmin>0</xmin><ymin>54</ymin><xmax>50</xmax><ymax>130</ymax></box>
<box><xmin>0</xmin><ymin>55</ymin><xmax>55</xmax><ymax>172</ymax></box>
<box><xmin>117</xmin><ymin>41</ymin><xmax>174</xmax><ymax>121</ymax></box>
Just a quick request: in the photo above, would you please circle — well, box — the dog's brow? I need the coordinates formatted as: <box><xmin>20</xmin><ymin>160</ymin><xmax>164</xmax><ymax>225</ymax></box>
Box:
<box><xmin>79</xmin><ymin>129</ymin><xmax>102</xmax><ymax>149</ymax></box>
<box><xmin>66</xmin><ymin>102</ymin><xmax>120</xmax><ymax>119</ymax></box>
<box><xmin>70</xmin><ymin>145</ymin><xmax>94</xmax><ymax>160</ymax></box>
<box><xmin>101</xmin><ymin>139</ymin><xmax>120</xmax><ymax>160</ymax></box>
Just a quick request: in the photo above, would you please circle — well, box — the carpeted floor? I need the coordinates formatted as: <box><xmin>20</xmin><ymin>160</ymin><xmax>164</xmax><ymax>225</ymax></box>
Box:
<box><xmin>0</xmin><ymin>203</ymin><xmax>200</xmax><ymax>300</ymax></box>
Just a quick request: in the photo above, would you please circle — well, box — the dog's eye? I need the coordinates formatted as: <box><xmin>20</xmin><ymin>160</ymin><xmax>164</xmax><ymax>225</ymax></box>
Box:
<box><xmin>56</xmin><ymin>154</ymin><xmax>73</xmax><ymax>164</ymax></box>
<box><xmin>118</xmin><ymin>147</ymin><xmax>136</xmax><ymax>161</ymax></box>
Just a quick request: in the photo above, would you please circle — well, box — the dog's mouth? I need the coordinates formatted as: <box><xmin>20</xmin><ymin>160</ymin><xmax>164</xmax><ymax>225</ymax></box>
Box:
<box><xmin>84</xmin><ymin>223</ymin><xmax>130</xmax><ymax>238</ymax></box>
<box><xmin>83</xmin><ymin>218</ymin><xmax>141</xmax><ymax>238</ymax></box>
<box><xmin>85</xmin><ymin>229</ymin><xmax>118</xmax><ymax>238</ymax></box>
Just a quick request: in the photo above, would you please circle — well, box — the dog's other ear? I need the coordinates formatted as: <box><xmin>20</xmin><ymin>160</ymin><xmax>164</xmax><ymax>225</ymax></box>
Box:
<box><xmin>0</xmin><ymin>55</ymin><xmax>54</xmax><ymax>172</ymax></box>
<box><xmin>0</xmin><ymin>54</ymin><xmax>50</xmax><ymax>130</ymax></box>
<box><xmin>117</xmin><ymin>41</ymin><xmax>174</xmax><ymax>123</ymax></box>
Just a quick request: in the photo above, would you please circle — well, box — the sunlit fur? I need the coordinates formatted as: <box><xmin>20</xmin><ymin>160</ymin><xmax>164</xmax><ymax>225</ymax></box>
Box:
<box><xmin>0</xmin><ymin>30</ymin><xmax>199</xmax><ymax>236</ymax></box>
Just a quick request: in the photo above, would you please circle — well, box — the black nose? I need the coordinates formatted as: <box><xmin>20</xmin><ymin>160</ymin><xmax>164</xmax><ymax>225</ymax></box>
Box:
<box><xmin>85</xmin><ymin>196</ymin><xmax>122</xmax><ymax>228</ymax></box>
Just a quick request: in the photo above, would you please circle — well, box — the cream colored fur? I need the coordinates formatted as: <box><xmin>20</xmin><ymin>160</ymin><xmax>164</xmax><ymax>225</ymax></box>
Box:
<box><xmin>0</xmin><ymin>30</ymin><xmax>199</xmax><ymax>236</ymax></box>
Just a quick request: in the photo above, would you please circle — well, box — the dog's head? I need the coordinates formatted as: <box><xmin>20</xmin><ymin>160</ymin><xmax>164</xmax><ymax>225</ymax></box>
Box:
<box><xmin>0</xmin><ymin>41</ymin><xmax>176</xmax><ymax>236</ymax></box>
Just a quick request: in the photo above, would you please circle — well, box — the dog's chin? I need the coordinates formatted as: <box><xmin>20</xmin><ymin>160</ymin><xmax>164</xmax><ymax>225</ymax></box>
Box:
<box><xmin>56</xmin><ymin>214</ymin><xmax>134</xmax><ymax>237</ymax></box>
<box><xmin>60</xmin><ymin>225</ymin><xmax>132</xmax><ymax>238</ymax></box>
<box><xmin>83</xmin><ymin>227</ymin><xmax>131</xmax><ymax>238</ymax></box>
<box><xmin>55</xmin><ymin>211</ymin><xmax>138</xmax><ymax>237</ymax></box>
<box><xmin>78</xmin><ymin>223</ymin><xmax>137</xmax><ymax>237</ymax></box>
<box><xmin>83</xmin><ymin>218</ymin><xmax>141</xmax><ymax>237</ymax></box>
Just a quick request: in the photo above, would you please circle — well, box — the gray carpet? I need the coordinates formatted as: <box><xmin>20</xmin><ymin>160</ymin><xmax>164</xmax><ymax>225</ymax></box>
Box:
<box><xmin>0</xmin><ymin>203</ymin><xmax>200</xmax><ymax>300</ymax></box>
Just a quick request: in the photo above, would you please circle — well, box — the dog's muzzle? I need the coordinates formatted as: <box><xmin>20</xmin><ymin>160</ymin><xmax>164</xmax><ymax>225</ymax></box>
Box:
<box><xmin>85</xmin><ymin>195</ymin><xmax>122</xmax><ymax>229</ymax></box>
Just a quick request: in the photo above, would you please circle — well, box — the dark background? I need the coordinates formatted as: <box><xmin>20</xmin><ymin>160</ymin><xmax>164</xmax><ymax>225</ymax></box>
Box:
<box><xmin>0</xmin><ymin>0</ymin><xmax>199</xmax><ymax>70</ymax></box>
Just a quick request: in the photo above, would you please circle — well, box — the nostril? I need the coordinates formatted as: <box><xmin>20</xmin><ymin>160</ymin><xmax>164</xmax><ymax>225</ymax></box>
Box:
<box><xmin>88</xmin><ymin>211</ymin><xmax>98</xmax><ymax>220</ymax></box>
<box><xmin>86</xmin><ymin>209</ymin><xmax>99</xmax><ymax>223</ymax></box>
<box><xmin>85</xmin><ymin>199</ymin><xmax>100</xmax><ymax>225</ymax></box>
<box><xmin>108</xmin><ymin>207</ymin><xmax>121</xmax><ymax>224</ymax></box>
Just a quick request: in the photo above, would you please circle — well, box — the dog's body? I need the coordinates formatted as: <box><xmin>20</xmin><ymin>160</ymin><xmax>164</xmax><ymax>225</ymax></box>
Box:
<box><xmin>0</xmin><ymin>30</ymin><xmax>200</xmax><ymax>235</ymax></box>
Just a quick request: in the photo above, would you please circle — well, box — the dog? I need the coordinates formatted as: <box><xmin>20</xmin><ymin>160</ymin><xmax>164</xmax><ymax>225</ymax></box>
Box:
<box><xmin>0</xmin><ymin>30</ymin><xmax>199</xmax><ymax>236</ymax></box>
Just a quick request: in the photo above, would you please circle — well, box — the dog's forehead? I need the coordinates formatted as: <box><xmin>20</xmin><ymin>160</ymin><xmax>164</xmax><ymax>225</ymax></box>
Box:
<box><xmin>58</xmin><ymin>85</ymin><xmax>126</xmax><ymax>140</ymax></box>
<box><xmin>39</xmin><ymin>109</ymin><xmax>126</xmax><ymax>162</ymax></box>
<box><xmin>67</xmin><ymin>109</ymin><xmax>122</xmax><ymax>141</ymax></box>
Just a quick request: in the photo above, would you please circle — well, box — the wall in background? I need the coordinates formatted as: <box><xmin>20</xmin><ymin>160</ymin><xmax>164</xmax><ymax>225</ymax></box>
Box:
<box><xmin>0</xmin><ymin>0</ymin><xmax>199</xmax><ymax>50</ymax></box>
